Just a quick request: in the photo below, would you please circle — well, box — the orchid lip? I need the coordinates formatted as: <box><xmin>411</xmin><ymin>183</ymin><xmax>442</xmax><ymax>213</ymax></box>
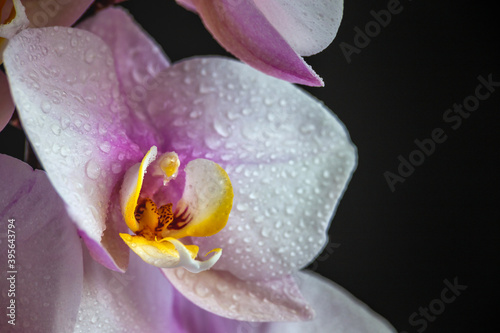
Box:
<box><xmin>119</xmin><ymin>146</ymin><xmax>234</xmax><ymax>273</ymax></box>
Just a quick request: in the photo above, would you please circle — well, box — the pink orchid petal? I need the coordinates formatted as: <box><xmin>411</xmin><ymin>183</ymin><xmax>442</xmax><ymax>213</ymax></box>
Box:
<box><xmin>191</xmin><ymin>0</ymin><xmax>324</xmax><ymax>86</ymax></box>
<box><xmin>163</xmin><ymin>267</ymin><xmax>314</xmax><ymax>322</ymax></box>
<box><xmin>21</xmin><ymin>0</ymin><xmax>93</xmax><ymax>28</ymax></box>
<box><xmin>75</xmin><ymin>247</ymin><xmax>178</xmax><ymax>332</ymax></box>
<box><xmin>0</xmin><ymin>71</ymin><xmax>14</xmax><ymax>131</ymax></box>
<box><xmin>4</xmin><ymin>27</ymin><xmax>146</xmax><ymax>272</ymax></box>
<box><xmin>0</xmin><ymin>154</ymin><xmax>83</xmax><ymax>332</ymax></box>
<box><xmin>253</xmin><ymin>0</ymin><xmax>343</xmax><ymax>56</ymax></box>
<box><xmin>77</xmin><ymin>7</ymin><xmax>171</xmax><ymax>119</ymax></box>
<box><xmin>169</xmin><ymin>271</ymin><xmax>395</xmax><ymax>332</ymax></box>
<box><xmin>142</xmin><ymin>58</ymin><xmax>356</xmax><ymax>281</ymax></box>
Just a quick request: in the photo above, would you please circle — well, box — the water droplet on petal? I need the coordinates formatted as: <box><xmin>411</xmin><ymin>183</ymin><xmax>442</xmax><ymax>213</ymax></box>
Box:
<box><xmin>41</xmin><ymin>101</ymin><xmax>52</xmax><ymax>113</ymax></box>
<box><xmin>213</xmin><ymin>118</ymin><xmax>230</xmax><ymax>137</ymax></box>
<box><xmin>85</xmin><ymin>49</ymin><xmax>96</xmax><ymax>64</ymax></box>
<box><xmin>50</xmin><ymin>124</ymin><xmax>61</xmax><ymax>136</ymax></box>
<box><xmin>236</xmin><ymin>202</ymin><xmax>249</xmax><ymax>212</ymax></box>
<box><xmin>99</xmin><ymin>141</ymin><xmax>111</xmax><ymax>153</ymax></box>
<box><xmin>86</xmin><ymin>159</ymin><xmax>101</xmax><ymax>180</ymax></box>
<box><xmin>300</xmin><ymin>124</ymin><xmax>316</xmax><ymax>134</ymax></box>
<box><xmin>112</xmin><ymin>163</ymin><xmax>122</xmax><ymax>174</ymax></box>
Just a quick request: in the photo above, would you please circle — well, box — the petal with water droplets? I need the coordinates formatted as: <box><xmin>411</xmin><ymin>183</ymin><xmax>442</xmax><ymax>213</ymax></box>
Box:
<box><xmin>163</xmin><ymin>267</ymin><xmax>314</xmax><ymax>322</ymax></box>
<box><xmin>3</xmin><ymin>27</ymin><xmax>145</xmax><ymax>272</ymax></box>
<box><xmin>141</xmin><ymin>58</ymin><xmax>357</xmax><ymax>281</ymax></box>
<box><xmin>168</xmin><ymin>270</ymin><xmax>396</xmax><ymax>332</ymax></box>
<box><xmin>77</xmin><ymin>7</ymin><xmax>171</xmax><ymax>125</ymax></box>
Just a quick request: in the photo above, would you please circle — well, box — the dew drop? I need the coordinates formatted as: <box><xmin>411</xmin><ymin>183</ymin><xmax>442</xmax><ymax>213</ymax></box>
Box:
<box><xmin>111</xmin><ymin>163</ymin><xmax>122</xmax><ymax>174</ymax></box>
<box><xmin>175</xmin><ymin>268</ymin><xmax>185</xmax><ymax>279</ymax></box>
<box><xmin>236</xmin><ymin>203</ymin><xmax>249</xmax><ymax>211</ymax></box>
<box><xmin>194</xmin><ymin>283</ymin><xmax>210</xmax><ymax>297</ymax></box>
<box><xmin>213</xmin><ymin>119</ymin><xmax>230</xmax><ymax>137</ymax></box>
<box><xmin>41</xmin><ymin>101</ymin><xmax>52</xmax><ymax>113</ymax></box>
<box><xmin>300</xmin><ymin>124</ymin><xmax>316</xmax><ymax>134</ymax></box>
<box><xmin>86</xmin><ymin>159</ymin><xmax>101</xmax><ymax>180</ymax></box>
<box><xmin>51</xmin><ymin>124</ymin><xmax>61</xmax><ymax>136</ymax></box>
<box><xmin>60</xmin><ymin>146</ymin><xmax>70</xmax><ymax>157</ymax></box>
<box><xmin>189</xmin><ymin>110</ymin><xmax>202</xmax><ymax>118</ymax></box>
<box><xmin>85</xmin><ymin>49</ymin><xmax>96</xmax><ymax>64</ymax></box>
<box><xmin>99</xmin><ymin>141</ymin><xmax>111</xmax><ymax>153</ymax></box>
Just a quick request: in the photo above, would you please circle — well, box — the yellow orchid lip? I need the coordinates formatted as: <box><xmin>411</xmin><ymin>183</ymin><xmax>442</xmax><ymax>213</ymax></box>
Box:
<box><xmin>119</xmin><ymin>146</ymin><xmax>233</xmax><ymax>273</ymax></box>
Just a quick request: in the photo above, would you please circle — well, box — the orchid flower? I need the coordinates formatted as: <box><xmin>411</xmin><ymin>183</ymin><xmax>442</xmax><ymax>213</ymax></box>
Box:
<box><xmin>0</xmin><ymin>154</ymin><xmax>395</xmax><ymax>332</ymax></box>
<box><xmin>176</xmin><ymin>0</ymin><xmax>343</xmax><ymax>87</ymax></box>
<box><xmin>3</xmin><ymin>6</ymin><xmax>394</xmax><ymax>330</ymax></box>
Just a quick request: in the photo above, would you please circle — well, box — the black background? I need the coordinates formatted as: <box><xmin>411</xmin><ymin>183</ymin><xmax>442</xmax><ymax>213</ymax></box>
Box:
<box><xmin>1</xmin><ymin>0</ymin><xmax>498</xmax><ymax>332</ymax></box>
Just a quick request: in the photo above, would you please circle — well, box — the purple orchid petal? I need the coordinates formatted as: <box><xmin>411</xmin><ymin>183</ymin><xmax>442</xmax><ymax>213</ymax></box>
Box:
<box><xmin>253</xmin><ymin>0</ymin><xmax>343</xmax><ymax>56</ymax></box>
<box><xmin>21</xmin><ymin>0</ymin><xmax>94</xmax><ymax>28</ymax></box>
<box><xmin>141</xmin><ymin>57</ymin><xmax>356</xmax><ymax>281</ymax></box>
<box><xmin>0</xmin><ymin>154</ymin><xmax>83</xmax><ymax>332</ymax></box>
<box><xmin>75</xmin><ymin>247</ymin><xmax>178</xmax><ymax>332</ymax></box>
<box><xmin>77</xmin><ymin>7</ymin><xmax>171</xmax><ymax>121</ymax></box>
<box><xmin>189</xmin><ymin>0</ymin><xmax>324</xmax><ymax>86</ymax></box>
<box><xmin>3</xmin><ymin>27</ymin><xmax>147</xmax><ymax>272</ymax></box>
<box><xmin>0</xmin><ymin>71</ymin><xmax>14</xmax><ymax>131</ymax></box>
<box><xmin>163</xmin><ymin>267</ymin><xmax>314</xmax><ymax>322</ymax></box>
